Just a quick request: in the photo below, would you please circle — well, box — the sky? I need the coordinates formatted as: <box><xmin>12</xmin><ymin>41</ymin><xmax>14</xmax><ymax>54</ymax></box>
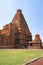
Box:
<box><xmin>0</xmin><ymin>0</ymin><xmax>43</xmax><ymax>41</ymax></box>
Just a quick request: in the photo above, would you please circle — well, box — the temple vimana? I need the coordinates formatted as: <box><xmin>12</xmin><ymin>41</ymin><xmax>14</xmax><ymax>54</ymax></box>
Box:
<box><xmin>0</xmin><ymin>9</ymin><xmax>42</xmax><ymax>49</ymax></box>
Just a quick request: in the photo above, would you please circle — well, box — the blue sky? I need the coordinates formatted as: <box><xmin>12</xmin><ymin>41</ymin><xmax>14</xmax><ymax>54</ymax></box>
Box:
<box><xmin>0</xmin><ymin>0</ymin><xmax>43</xmax><ymax>41</ymax></box>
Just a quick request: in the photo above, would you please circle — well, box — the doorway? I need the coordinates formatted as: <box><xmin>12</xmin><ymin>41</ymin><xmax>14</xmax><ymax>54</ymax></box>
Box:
<box><xmin>15</xmin><ymin>38</ymin><xmax>20</xmax><ymax>48</ymax></box>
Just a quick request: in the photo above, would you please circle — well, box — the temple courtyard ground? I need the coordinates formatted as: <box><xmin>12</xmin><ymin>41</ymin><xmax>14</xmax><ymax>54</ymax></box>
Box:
<box><xmin>27</xmin><ymin>57</ymin><xmax>43</xmax><ymax>65</ymax></box>
<box><xmin>0</xmin><ymin>49</ymin><xmax>43</xmax><ymax>65</ymax></box>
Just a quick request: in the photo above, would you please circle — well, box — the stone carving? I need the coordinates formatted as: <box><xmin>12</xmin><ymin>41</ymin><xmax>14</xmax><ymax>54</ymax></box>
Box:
<box><xmin>0</xmin><ymin>9</ymin><xmax>42</xmax><ymax>49</ymax></box>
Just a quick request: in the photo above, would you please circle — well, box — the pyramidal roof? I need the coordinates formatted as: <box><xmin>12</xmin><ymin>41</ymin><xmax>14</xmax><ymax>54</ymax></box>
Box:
<box><xmin>12</xmin><ymin>9</ymin><xmax>31</xmax><ymax>35</ymax></box>
<box><xmin>34</xmin><ymin>34</ymin><xmax>42</xmax><ymax>43</ymax></box>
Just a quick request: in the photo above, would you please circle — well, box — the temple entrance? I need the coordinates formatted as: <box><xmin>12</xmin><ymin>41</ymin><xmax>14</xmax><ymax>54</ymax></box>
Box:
<box><xmin>15</xmin><ymin>38</ymin><xmax>20</xmax><ymax>48</ymax></box>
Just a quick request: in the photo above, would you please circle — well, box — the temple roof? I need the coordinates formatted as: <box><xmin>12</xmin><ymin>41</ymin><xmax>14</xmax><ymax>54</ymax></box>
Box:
<box><xmin>11</xmin><ymin>9</ymin><xmax>31</xmax><ymax>35</ymax></box>
<box><xmin>0</xmin><ymin>9</ymin><xmax>32</xmax><ymax>38</ymax></box>
<box><xmin>34</xmin><ymin>34</ymin><xmax>42</xmax><ymax>43</ymax></box>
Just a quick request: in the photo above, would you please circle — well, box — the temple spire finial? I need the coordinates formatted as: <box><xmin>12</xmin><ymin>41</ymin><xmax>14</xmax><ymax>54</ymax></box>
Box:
<box><xmin>17</xmin><ymin>9</ymin><xmax>22</xmax><ymax>13</ymax></box>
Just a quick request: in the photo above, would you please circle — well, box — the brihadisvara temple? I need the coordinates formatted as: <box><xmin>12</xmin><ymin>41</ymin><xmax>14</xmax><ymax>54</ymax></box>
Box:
<box><xmin>0</xmin><ymin>9</ymin><xmax>42</xmax><ymax>49</ymax></box>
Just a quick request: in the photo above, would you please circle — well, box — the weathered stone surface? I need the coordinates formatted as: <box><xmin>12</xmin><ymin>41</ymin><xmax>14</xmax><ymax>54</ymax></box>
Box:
<box><xmin>33</xmin><ymin>34</ymin><xmax>42</xmax><ymax>49</ymax></box>
<box><xmin>0</xmin><ymin>9</ymin><xmax>42</xmax><ymax>49</ymax></box>
<box><xmin>27</xmin><ymin>34</ymin><xmax>42</xmax><ymax>49</ymax></box>
<box><xmin>34</xmin><ymin>34</ymin><xmax>42</xmax><ymax>42</ymax></box>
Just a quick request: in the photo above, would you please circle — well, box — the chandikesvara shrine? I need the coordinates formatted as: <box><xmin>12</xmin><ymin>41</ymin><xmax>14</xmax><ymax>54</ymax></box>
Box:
<box><xmin>0</xmin><ymin>9</ymin><xmax>42</xmax><ymax>49</ymax></box>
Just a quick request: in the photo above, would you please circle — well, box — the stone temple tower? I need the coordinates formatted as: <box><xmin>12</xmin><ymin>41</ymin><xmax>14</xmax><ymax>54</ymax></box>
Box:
<box><xmin>11</xmin><ymin>9</ymin><xmax>32</xmax><ymax>48</ymax></box>
<box><xmin>33</xmin><ymin>34</ymin><xmax>42</xmax><ymax>48</ymax></box>
<box><xmin>0</xmin><ymin>9</ymin><xmax>32</xmax><ymax>48</ymax></box>
<box><xmin>0</xmin><ymin>9</ymin><xmax>42</xmax><ymax>49</ymax></box>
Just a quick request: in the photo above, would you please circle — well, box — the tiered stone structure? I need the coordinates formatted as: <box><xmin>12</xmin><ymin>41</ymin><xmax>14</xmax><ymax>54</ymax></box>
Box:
<box><xmin>33</xmin><ymin>34</ymin><xmax>42</xmax><ymax>49</ymax></box>
<box><xmin>28</xmin><ymin>34</ymin><xmax>42</xmax><ymax>49</ymax></box>
<box><xmin>0</xmin><ymin>9</ymin><xmax>42</xmax><ymax>49</ymax></box>
<box><xmin>0</xmin><ymin>9</ymin><xmax>32</xmax><ymax>48</ymax></box>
